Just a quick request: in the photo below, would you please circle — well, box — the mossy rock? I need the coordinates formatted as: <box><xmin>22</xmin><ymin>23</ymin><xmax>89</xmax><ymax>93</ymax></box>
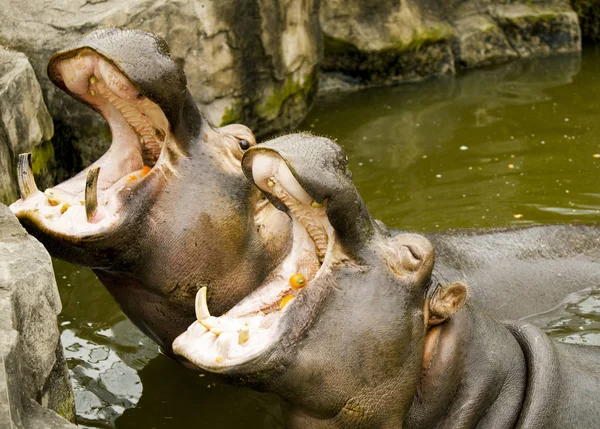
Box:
<box><xmin>220</xmin><ymin>102</ymin><xmax>243</xmax><ymax>127</ymax></box>
<box><xmin>256</xmin><ymin>71</ymin><xmax>315</xmax><ymax>122</ymax></box>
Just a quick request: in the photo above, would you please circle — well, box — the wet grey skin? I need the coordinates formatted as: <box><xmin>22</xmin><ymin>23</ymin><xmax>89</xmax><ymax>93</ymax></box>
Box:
<box><xmin>9</xmin><ymin>28</ymin><xmax>290</xmax><ymax>354</ymax></box>
<box><xmin>174</xmin><ymin>134</ymin><xmax>600</xmax><ymax>428</ymax></box>
<box><xmin>248</xmin><ymin>134</ymin><xmax>600</xmax><ymax>320</ymax></box>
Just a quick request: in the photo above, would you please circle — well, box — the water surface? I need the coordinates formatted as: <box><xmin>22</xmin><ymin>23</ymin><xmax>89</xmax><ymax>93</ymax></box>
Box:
<box><xmin>55</xmin><ymin>47</ymin><xmax>600</xmax><ymax>428</ymax></box>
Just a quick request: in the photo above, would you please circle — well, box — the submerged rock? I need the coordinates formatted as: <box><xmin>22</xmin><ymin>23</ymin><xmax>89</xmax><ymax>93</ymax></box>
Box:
<box><xmin>0</xmin><ymin>203</ymin><xmax>76</xmax><ymax>428</ymax></box>
<box><xmin>0</xmin><ymin>47</ymin><xmax>54</xmax><ymax>205</ymax></box>
<box><xmin>320</xmin><ymin>0</ymin><xmax>581</xmax><ymax>90</ymax></box>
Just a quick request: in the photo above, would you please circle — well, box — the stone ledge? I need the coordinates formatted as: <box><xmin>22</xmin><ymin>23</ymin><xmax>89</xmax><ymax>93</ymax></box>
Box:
<box><xmin>319</xmin><ymin>1</ymin><xmax>581</xmax><ymax>92</ymax></box>
<box><xmin>0</xmin><ymin>203</ymin><xmax>76</xmax><ymax>428</ymax></box>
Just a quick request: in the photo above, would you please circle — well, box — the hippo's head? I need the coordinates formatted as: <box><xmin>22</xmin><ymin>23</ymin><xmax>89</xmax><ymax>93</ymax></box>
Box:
<box><xmin>9</xmin><ymin>28</ymin><xmax>291</xmax><ymax>351</ymax></box>
<box><xmin>174</xmin><ymin>134</ymin><xmax>467</xmax><ymax>424</ymax></box>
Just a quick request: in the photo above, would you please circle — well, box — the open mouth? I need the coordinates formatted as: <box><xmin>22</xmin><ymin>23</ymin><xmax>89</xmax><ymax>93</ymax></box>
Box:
<box><xmin>173</xmin><ymin>151</ymin><xmax>340</xmax><ymax>370</ymax></box>
<box><xmin>10</xmin><ymin>48</ymin><xmax>174</xmax><ymax>237</ymax></box>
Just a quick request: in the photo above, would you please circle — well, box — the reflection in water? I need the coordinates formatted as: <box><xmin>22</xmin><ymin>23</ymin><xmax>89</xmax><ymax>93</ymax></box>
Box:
<box><xmin>526</xmin><ymin>288</ymin><xmax>600</xmax><ymax>346</ymax></box>
<box><xmin>54</xmin><ymin>48</ymin><xmax>600</xmax><ymax>427</ymax></box>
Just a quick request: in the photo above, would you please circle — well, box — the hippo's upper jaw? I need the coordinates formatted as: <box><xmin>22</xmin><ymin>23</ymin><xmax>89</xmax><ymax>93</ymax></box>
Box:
<box><xmin>10</xmin><ymin>29</ymin><xmax>186</xmax><ymax>246</ymax></box>
<box><xmin>173</xmin><ymin>147</ymin><xmax>344</xmax><ymax>371</ymax></box>
<box><xmin>9</xmin><ymin>28</ymin><xmax>259</xmax><ymax>271</ymax></box>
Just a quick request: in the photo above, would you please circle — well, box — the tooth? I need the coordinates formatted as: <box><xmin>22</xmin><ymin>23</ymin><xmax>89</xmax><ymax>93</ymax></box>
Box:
<box><xmin>195</xmin><ymin>287</ymin><xmax>211</xmax><ymax>321</ymax></box>
<box><xmin>252</xmin><ymin>155</ymin><xmax>277</xmax><ymax>191</ymax></box>
<box><xmin>17</xmin><ymin>153</ymin><xmax>38</xmax><ymax>200</ymax></box>
<box><xmin>60</xmin><ymin>202</ymin><xmax>70</xmax><ymax>214</ymax></box>
<box><xmin>215</xmin><ymin>331</ymin><xmax>237</xmax><ymax>360</ymax></box>
<box><xmin>44</xmin><ymin>189</ymin><xmax>62</xmax><ymax>206</ymax></box>
<box><xmin>277</xmin><ymin>161</ymin><xmax>312</xmax><ymax>203</ymax></box>
<box><xmin>311</xmin><ymin>201</ymin><xmax>323</xmax><ymax>208</ymax></box>
<box><xmin>199</xmin><ymin>316</ymin><xmax>220</xmax><ymax>332</ymax></box>
<box><xmin>85</xmin><ymin>167</ymin><xmax>100</xmax><ymax>222</ymax></box>
<box><xmin>238</xmin><ymin>324</ymin><xmax>249</xmax><ymax>345</ymax></box>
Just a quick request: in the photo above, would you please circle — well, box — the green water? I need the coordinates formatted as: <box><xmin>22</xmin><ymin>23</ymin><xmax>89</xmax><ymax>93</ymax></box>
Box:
<box><xmin>55</xmin><ymin>48</ymin><xmax>600</xmax><ymax>428</ymax></box>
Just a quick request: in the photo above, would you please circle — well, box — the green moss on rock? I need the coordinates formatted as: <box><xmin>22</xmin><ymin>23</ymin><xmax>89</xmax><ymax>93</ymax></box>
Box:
<box><xmin>30</xmin><ymin>140</ymin><xmax>54</xmax><ymax>176</ymax></box>
<box><xmin>220</xmin><ymin>103</ymin><xmax>242</xmax><ymax>126</ymax></box>
<box><xmin>323</xmin><ymin>35</ymin><xmax>360</xmax><ymax>56</ymax></box>
<box><xmin>389</xmin><ymin>25</ymin><xmax>454</xmax><ymax>53</ymax></box>
<box><xmin>257</xmin><ymin>72</ymin><xmax>314</xmax><ymax>120</ymax></box>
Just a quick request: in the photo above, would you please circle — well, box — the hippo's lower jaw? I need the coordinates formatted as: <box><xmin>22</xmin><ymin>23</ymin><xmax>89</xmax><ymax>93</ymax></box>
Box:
<box><xmin>10</xmin><ymin>47</ymin><xmax>180</xmax><ymax>244</ymax></box>
<box><xmin>173</xmin><ymin>153</ymin><xmax>344</xmax><ymax>371</ymax></box>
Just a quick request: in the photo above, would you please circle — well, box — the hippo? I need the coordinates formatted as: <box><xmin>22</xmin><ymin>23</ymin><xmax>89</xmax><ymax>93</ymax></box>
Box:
<box><xmin>173</xmin><ymin>135</ymin><xmax>600</xmax><ymax>428</ymax></box>
<box><xmin>9</xmin><ymin>27</ymin><xmax>291</xmax><ymax>353</ymax></box>
<box><xmin>10</xmin><ymin>28</ymin><xmax>600</xmax><ymax>355</ymax></box>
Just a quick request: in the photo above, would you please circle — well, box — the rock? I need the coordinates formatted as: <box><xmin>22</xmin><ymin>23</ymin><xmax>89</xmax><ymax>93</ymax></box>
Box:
<box><xmin>0</xmin><ymin>203</ymin><xmax>76</xmax><ymax>428</ymax></box>
<box><xmin>320</xmin><ymin>0</ymin><xmax>581</xmax><ymax>90</ymax></box>
<box><xmin>0</xmin><ymin>47</ymin><xmax>54</xmax><ymax>205</ymax></box>
<box><xmin>569</xmin><ymin>0</ymin><xmax>600</xmax><ymax>42</ymax></box>
<box><xmin>0</xmin><ymin>0</ymin><xmax>320</xmax><ymax>178</ymax></box>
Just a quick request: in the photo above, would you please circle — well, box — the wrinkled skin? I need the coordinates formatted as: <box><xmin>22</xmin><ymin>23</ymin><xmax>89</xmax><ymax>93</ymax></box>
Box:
<box><xmin>250</xmin><ymin>134</ymin><xmax>600</xmax><ymax>320</ymax></box>
<box><xmin>11</xmin><ymin>28</ymin><xmax>600</xmax><ymax>357</ymax></box>
<box><xmin>9</xmin><ymin>28</ymin><xmax>290</xmax><ymax>353</ymax></box>
<box><xmin>174</xmin><ymin>134</ymin><xmax>600</xmax><ymax>428</ymax></box>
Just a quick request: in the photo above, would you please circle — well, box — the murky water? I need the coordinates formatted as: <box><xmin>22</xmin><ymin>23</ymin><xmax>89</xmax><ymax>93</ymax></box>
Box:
<box><xmin>55</xmin><ymin>47</ymin><xmax>600</xmax><ymax>427</ymax></box>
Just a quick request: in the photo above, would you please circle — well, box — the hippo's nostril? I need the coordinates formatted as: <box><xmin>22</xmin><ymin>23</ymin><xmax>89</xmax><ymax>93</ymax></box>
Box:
<box><xmin>400</xmin><ymin>245</ymin><xmax>423</xmax><ymax>272</ymax></box>
<box><xmin>405</xmin><ymin>244</ymin><xmax>422</xmax><ymax>261</ymax></box>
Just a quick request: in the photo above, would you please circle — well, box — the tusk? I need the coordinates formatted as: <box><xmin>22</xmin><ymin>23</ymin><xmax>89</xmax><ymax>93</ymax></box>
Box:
<box><xmin>17</xmin><ymin>153</ymin><xmax>38</xmax><ymax>200</ymax></box>
<box><xmin>85</xmin><ymin>167</ymin><xmax>100</xmax><ymax>222</ymax></box>
<box><xmin>238</xmin><ymin>324</ymin><xmax>249</xmax><ymax>345</ymax></box>
<box><xmin>195</xmin><ymin>287</ymin><xmax>211</xmax><ymax>321</ymax></box>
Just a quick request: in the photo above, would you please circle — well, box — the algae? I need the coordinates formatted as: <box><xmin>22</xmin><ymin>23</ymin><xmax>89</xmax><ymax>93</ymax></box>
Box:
<box><xmin>389</xmin><ymin>25</ymin><xmax>454</xmax><ymax>53</ymax></box>
<box><xmin>257</xmin><ymin>71</ymin><xmax>314</xmax><ymax>120</ymax></box>
<box><xmin>220</xmin><ymin>102</ymin><xmax>242</xmax><ymax>126</ymax></box>
<box><xmin>30</xmin><ymin>140</ymin><xmax>55</xmax><ymax>176</ymax></box>
<box><xmin>324</xmin><ymin>24</ymin><xmax>453</xmax><ymax>58</ymax></box>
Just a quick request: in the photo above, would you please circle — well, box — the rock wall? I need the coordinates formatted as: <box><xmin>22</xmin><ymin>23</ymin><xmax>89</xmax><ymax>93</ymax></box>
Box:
<box><xmin>0</xmin><ymin>0</ymin><xmax>321</xmax><ymax>175</ymax></box>
<box><xmin>0</xmin><ymin>0</ymin><xmax>585</xmax><ymax>188</ymax></box>
<box><xmin>0</xmin><ymin>47</ymin><xmax>54</xmax><ymax>205</ymax></box>
<box><xmin>0</xmin><ymin>203</ymin><xmax>76</xmax><ymax>428</ymax></box>
<box><xmin>570</xmin><ymin>0</ymin><xmax>600</xmax><ymax>42</ymax></box>
<box><xmin>319</xmin><ymin>0</ymin><xmax>581</xmax><ymax>90</ymax></box>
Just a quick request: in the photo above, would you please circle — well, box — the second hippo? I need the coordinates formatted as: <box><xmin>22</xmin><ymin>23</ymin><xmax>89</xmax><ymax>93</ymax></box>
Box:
<box><xmin>174</xmin><ymin>135</ymin><xmax>600</xmax><ymax>428</ymax></box>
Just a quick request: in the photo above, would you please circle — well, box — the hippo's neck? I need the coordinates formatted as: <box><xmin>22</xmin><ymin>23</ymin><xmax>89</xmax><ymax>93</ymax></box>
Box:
<box><xmin>93</xmin><ymin>269</ymin><xmax>195</xmax><ymax>354</ymax></box>
<box><xmin>404</xmin><ymin>306</ymin><xmax>527</xmax><ymax>429</ymax></box>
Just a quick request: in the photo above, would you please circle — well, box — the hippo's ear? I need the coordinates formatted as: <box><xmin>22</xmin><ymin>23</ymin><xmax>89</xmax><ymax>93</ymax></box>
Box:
<box><xmin>427</xmin><ymin>282</ymin><xmax>468</xmax><ymax>326</ymax></box>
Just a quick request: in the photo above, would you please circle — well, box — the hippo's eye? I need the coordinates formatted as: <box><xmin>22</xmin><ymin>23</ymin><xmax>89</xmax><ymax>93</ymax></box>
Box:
<box><xmin>238</xmin><ymin>139</ymin><xmax>251</xmax><ymax>150</ymax></box>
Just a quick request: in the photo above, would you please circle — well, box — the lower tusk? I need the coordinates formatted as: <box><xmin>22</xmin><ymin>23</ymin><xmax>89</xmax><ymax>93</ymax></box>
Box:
<box><xmin>238</xmin><ymin>324</ymin><xmax>249</xmax><ymax>345</ymax></box>
<box><xmin>195</xmin><ymin>287</ymin><xmax>211</xmax><ymax>321</ymax></box>
<box><xmin>17</xmin><ymin>153</ymin><xmax>38</xmax><ymax>200</ymax></box>
<box><xmin>85</xmin><ymin>167</ymin><xmax>100</xmax><ymax>222</ymax></box>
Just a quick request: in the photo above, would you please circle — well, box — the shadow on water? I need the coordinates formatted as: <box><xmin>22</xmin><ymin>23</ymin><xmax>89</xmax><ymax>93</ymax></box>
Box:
<box><xmin>54</xmin><ymin>47</ymin><xmax>600</xmax><ymax>427</ymax></box>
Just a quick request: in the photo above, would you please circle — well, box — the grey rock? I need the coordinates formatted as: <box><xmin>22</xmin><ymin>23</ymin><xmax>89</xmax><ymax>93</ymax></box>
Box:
<box><xmin>0</xmin><ymin>0</ymin><xmax>320</xmax><ymax>177</ymax></box>
<box><xmin>320</xmin><ymin>0</ymin><xmax>581</xmax><ymax>90</ymax></box>
<box><xmin>0</xmin><ymin>47</ymin><xmax>54</xmax><ymax>205</ymax></box>
<box><xmin>0</xmin><ymin>203</ymin><xmax>76</xmax><ymax>427</ymax></box>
